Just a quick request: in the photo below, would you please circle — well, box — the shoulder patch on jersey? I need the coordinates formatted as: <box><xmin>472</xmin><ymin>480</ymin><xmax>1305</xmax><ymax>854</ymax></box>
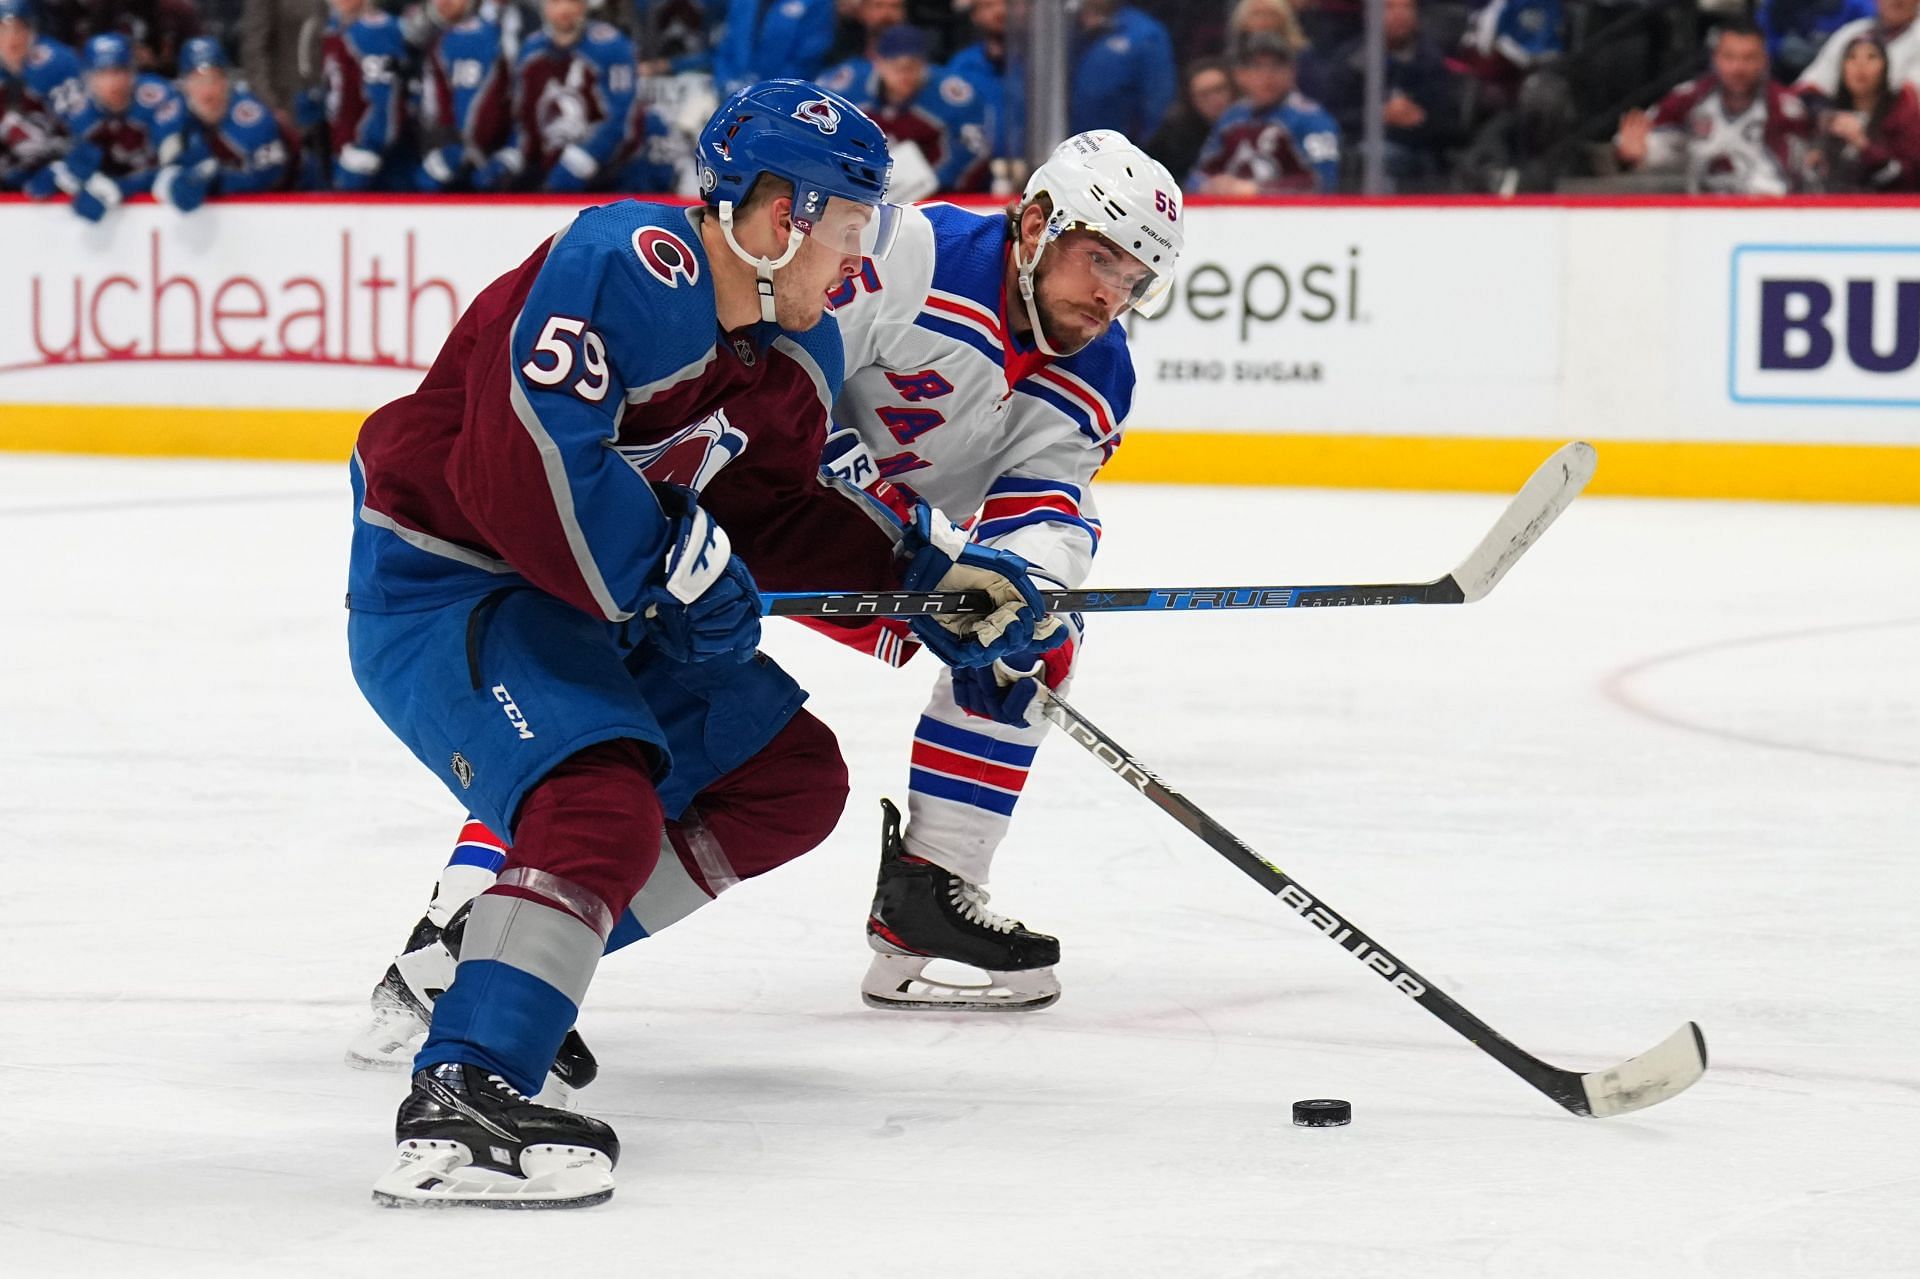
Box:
<box><xmin>29</xmin><ymin>45</ymin><xmax>51</xmax><ymax>68</ymax></box>
<box><xmin>820</xmin><ymin>65</ymin><xmax>853</xmax><ymax>91</ymax></box>
<box><xmin>1105</xmin><ymin>35</ymin><xmax>1131</xmax><ymax>54</ymax></box>
<box><xmin>233</xmin><ymin>97</ymin><xmax>264</xmax><ymax>127</ymax></box>
<box><xmin>779</xmin><ymin>0</ymin><xmax>809</xmax><ymax>17</ymax></box>
<box><xmin>361</xmin><ymin>11</ymin><xmax>394</xmax><ymax>26</ymax></box>
<box><xmin>633</xmin><ymin>226</ymin><xmax>700</xmax><ymax>287</ymax></box>
<box><xmin>136</xmin><ymin>80</ymin><xmax>166</xmax><ymax>108</ymax></box>
<box><xmin>587</xmin><ymin>21</ymin><xmax>623</xmax><ymax>44</ymax></box>
<box><xmin>939</xmin><ymin>75</ymin><xmax>974</xmax><ymax>106</ymax></box>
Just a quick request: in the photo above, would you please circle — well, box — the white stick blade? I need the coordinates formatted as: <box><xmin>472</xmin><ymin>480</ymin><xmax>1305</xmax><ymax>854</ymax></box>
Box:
<box><xmin>1580</xmin><ymin>1021</ymin><xmax>1708</xmax><ymax>1117</ymax></box>
<box><xmin>1453</xmin><ymin>441</ymin><xmax>1597</xmax><ymax>602</ymax></box>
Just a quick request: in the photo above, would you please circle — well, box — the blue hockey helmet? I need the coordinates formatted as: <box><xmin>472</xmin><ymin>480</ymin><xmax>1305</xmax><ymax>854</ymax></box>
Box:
<box><xmin>697</xmin><ymin>78</ymin><xmax>902</xmax><ymax>321</ymax></box>
<box><xmin>84</xmin><ymin>32</ymin><xmax>134</xmax><ymax>71</ymax></box>
<box><xmin>698</xmin><ymin>78</ymin><xmax>893</xmax><ymax>218</ymax></box>
<box><xmin>178</xmin><ymin>36</ymin><xmax>228</xmax><ymax>75</ymax></box>
<box><xmin>0</xmin><ymin>0</ymin><xmax>37</xmax><ymax>27</ymax></box>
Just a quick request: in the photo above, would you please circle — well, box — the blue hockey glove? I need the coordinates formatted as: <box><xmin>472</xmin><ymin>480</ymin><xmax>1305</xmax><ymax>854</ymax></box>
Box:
<box><xmin>898</xmin><ymin>503</ymin><xmax>1066</xmax><ymax>670</ymax></box>
<box><xmin>155</xmin><ymin>160</ymin><xmax>218</xmax><ymax>212</ymax></box>
<box><xmin>334</xmin><ymin>144</ymin><xmax>381</xmax><ymax>191</ymax></box>
<box><xmin>69</xmin><ymin>173</ymin><xmax>122</xmax><ymax>222</ymax></box>
<box><xmin>544</xmin><ymin>144</ymin><xmax>599</xmax><ymax>193</ymax></box>
<box><xmin>414</xmin><ymin>144</ymin><xmax>462</xmax><ymax>192</ymax></box>
<box><xmin>473</xmin><ymin>148</ymin><xmax>523</xmax><ymax>192</ymax></box>
<box><xmin>951</xmin><ymin>619</ymin><xmax>1080</xmax><ymax>726</ymax></box>
<box><xmin>641</xmin><ymin>485</ymin><xmax>761</xmax><ymax>664</ymax></box>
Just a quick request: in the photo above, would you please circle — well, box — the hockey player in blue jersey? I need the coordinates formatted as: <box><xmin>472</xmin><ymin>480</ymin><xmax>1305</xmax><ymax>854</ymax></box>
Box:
<box><xmin>352</xmin><ymin>79</ymin><xmax>1061</xmax><ymax>1207</ymax></box>
<box><xmin>345</xmin><ymin>130</ymin><xmax>1184</xmax><ymax>1071</ymax></box>
<box><xmin>1191</xmin><ymin>33</ymin><xmax>1340</xmax><ymax>194</ymax></box>
<box><xmin>411</xmin><ymin>0</ymin><xmax>513</xmax><ymax>191</ymax></box>
<box><xmin>26</xmin><ymin>32</ymin><xmax>184</xmax><ymax>220</ymax></box>
<box><xmin>0</xmin><ymin>0</ymin><xmax>83</xmax><ymax>191</ymax></box>
<box><xmin>153</xmin><ymin>37</ymin><xmax>289</xmax><ymax>212</ymax></box>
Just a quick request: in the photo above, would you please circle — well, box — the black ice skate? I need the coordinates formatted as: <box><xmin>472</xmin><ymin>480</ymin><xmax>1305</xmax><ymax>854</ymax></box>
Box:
<box><xmin>862</xmin><ymin>798</ymin><xmax>1061</xmax><ymax>1011</ymax></box>
<box><xmin>345</xmin><ymin>906</ymin><xmax>598</xmax><ymax>1102</ymax></box>
<box><xmin>371</xmin><ymin>1062</ymin><xmax>618</xmax><ymax>1209</ymax></box>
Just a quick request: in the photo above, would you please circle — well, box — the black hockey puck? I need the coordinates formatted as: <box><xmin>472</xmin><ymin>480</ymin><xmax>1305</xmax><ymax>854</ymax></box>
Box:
<box><xmin>1292</xmin><ymin>1098</ymin><xmax>1352</xmax><ymax>1127</ymax></box>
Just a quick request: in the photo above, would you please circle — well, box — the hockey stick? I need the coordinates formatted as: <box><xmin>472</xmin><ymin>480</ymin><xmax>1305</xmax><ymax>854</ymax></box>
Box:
<box><xmin>1035</xmin><ymin>684</ymin><xmax>1708</xmax><ymax>1118</ymax></box>
<box><xmin>762</xmin><ymin>441</ymin><xmax>1597</xmax><ymax>619</ymax></box>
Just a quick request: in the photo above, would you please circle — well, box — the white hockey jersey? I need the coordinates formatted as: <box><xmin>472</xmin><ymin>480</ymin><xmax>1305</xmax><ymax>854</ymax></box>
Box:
<box><xmin>827</xmin><ymin>201</ymin><xmax>1135</xmax><ymax>592</ymax></box>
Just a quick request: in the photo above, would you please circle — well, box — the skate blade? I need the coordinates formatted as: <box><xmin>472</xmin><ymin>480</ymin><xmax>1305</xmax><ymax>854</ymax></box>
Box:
<box><xmin>343</xmin><ymin>1001</ymin><xmax>429</xmax><ymax>1072</ymax></box>
<box><xmin>860</xmin><ymin>953</ymin><xmax>1060</xmax><ymax>1012</ymax></box>
<box><xmin>371</xmin><ymin>1140</ymin><xmax>614</xmax><ymax>1209</ymax></box>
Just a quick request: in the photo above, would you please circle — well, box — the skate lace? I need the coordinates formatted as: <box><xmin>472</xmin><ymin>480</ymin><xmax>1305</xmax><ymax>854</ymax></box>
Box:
<box><xmin>948</xmin><ymin>878</ymin><xmax>1018</xmax><ymax>934</ymax></box>
<box><xmin>487</xmin><ymin>1073</ymin><xmax>531</xmax><ymax>1102</ymax></box>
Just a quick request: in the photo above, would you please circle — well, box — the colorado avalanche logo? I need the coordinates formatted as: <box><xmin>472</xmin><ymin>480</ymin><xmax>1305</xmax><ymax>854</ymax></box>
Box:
<box><xmin>792</xmin><ymin>97</ymin><xmax>842</xmax><ymax>135</ymax></box>
<box><xmin>632</xmin><ymin>227</ymin><xmax>700</xmax><ymax>288</ymax></box>
<box><xmin>616</xmin><ymin>411</ymin><xmax>750</xmax><ymax>494</ymax></box>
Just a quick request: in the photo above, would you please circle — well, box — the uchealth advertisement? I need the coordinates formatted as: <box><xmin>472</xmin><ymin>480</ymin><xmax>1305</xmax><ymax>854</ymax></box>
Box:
<box><xmin>0</xmin><ymin>197</ymin><xmax>1916</xmax><ymax>499</ymax></box>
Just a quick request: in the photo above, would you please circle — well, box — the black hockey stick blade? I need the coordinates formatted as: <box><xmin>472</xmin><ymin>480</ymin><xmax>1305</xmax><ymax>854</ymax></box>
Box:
<box><xmin>760</xmin><ymin>441</ymin><xmax>1597</xmax><ymax>619</ymax></box>
<box><xmin>1035</xmin><ymin>684</ymin><xmax>1707</xmax><ymax>1119</ymax></box>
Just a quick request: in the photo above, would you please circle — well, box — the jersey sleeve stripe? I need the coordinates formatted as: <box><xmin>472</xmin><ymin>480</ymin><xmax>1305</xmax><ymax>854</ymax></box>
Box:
<box><xmin>974</xmin><ymin>509</ymin><xmax>1103</xmax><ymax>546</ymax></box>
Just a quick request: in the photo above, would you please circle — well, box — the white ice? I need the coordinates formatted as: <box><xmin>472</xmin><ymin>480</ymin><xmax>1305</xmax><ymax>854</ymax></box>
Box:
<box><xmin>2</xmin><ymin>454</ymin><xmax>1916</xmax><ymax>1278</ymax></box>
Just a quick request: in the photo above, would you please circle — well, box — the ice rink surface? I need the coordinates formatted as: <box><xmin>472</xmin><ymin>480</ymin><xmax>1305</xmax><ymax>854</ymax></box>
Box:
<box><xmin>3</xmin><ymin>454</ymin><xmax>1916</xmax><ymax>1278</ymax></box>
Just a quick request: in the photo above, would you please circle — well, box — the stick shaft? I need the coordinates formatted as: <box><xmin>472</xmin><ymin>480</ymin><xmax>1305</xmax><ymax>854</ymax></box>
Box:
<box><xmin>762</xmin><ymin>578</ymin><xmax>1464</xmax><ymax>618</ymax></box>
<box><xmin>1036</xmin><ymin>687</ymin><xmax>1591</xmax><ymax>1114</ymax></box>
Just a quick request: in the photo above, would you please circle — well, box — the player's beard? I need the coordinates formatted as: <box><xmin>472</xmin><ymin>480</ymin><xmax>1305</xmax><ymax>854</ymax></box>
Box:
<box><xmin>1030</xmin><ymin>259</ymin><xmax>1115</xmax><ymax>356</ymax></box>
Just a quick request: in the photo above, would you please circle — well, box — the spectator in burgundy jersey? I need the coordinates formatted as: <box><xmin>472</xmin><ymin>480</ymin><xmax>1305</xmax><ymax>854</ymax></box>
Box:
<box><xmin>1146</xmin><ymin>57</ymin><xmax>1234</xmax><ymax>185</ymax></box>
<box><xmin>1190</xmin><ymin>31</ymin><xmax>1341</xmax><ymax>193</ymax></box>
<box><xmin>1616</xmin><ymin>21</ymin><xmax>1812</xmax><ymax>195</ymax></box>
<box><xmin>1810</xmin><ymin>34</ymin><xmax>1920</xmax><ymax>188</ymax></box>
<box><xmin>859</xmin><ymin>23</ymin><xmax>991</xmax><ymax>195</ymax></box>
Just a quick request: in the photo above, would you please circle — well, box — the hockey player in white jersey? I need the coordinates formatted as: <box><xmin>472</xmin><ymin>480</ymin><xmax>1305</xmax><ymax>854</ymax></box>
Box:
<box><xmin>825</xmin><ymin>129</ymin><xmax>1182</xmax><ymax>1011</ymax></box>
<box><xmin>345</xmin><ymin>129</ymin><xmax>1183</xmax><ymax>1081</ymax></box>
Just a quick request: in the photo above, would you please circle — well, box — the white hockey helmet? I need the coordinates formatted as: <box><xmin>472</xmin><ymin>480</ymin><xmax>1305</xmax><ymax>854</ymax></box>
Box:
<box><xmin>1013</xmin><ymin>129</ymin><xmax>1183</xmax><ymax>354</ymax></box>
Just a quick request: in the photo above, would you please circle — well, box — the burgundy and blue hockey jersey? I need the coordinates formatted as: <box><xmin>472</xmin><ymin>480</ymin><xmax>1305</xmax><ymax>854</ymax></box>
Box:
<box><xmin>0</xmin><ymin>34</ymin><xmax>83</xmax><ymax>187</ymax></box>
<box><xmin>1191</xmin><ymin>94</ymin><xmax>1340</xmax><ymax>193</ymax></box>
<box><xmin>70</xmin><ymin>72</ymin><xmax>186</xmax><ymax>194</ymax></box>
<box><xmin>414</xmin><ymin>12</ymin><xmax>512</xmax><ymax>187</ymax></box>
<box><xmin>500</xmin><ymin>21</ymin><xmax>653</xmax><ymax>191</ymax></box>
<box><xmin>844</xmin><ymin>68</ymin><xmax>993</xmax><ymax>194</ymax></box>
<box><xmin>322</xmin><ymin>8</ymin><xmax>407</xmax><ymax>189</ymax></box>
<box><xmin>350</xmin><ymin>201</ymin><xmax>900</xmax><ymax>621</ymax></box>
<box><xmin>168</xmin><ymin>85</ymin><xmax>290</xmax><ymax>194</ymax></box>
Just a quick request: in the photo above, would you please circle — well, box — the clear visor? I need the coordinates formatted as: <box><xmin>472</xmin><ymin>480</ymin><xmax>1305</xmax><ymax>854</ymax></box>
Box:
<box><xmin>796</xmin><ymin>196</ymin><xmax>906</xmax><ymax>260</ymax></box>
<box><xmin>1053</xmin><ymin>222</ymin><xmax>1171</xmax><ymax>316</ymax></box>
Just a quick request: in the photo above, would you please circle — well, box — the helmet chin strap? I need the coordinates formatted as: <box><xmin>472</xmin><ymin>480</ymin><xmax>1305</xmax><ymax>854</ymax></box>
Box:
<box><xmin>1012</xmin><ymin>210</ymin><xmax>1094</xmax><ymax>359</ymax></box>
<box><xmin>717</xmin><ymin>199</ymin><xmax>807</xmax><ymax>325</ymax></box>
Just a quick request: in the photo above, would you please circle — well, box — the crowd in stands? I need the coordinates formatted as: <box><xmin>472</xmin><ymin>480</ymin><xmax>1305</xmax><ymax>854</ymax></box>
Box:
<box><xmin>4</xmin><ymin>0</ymin><xmax>1919</xmax><ymax>218</ymax></box>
